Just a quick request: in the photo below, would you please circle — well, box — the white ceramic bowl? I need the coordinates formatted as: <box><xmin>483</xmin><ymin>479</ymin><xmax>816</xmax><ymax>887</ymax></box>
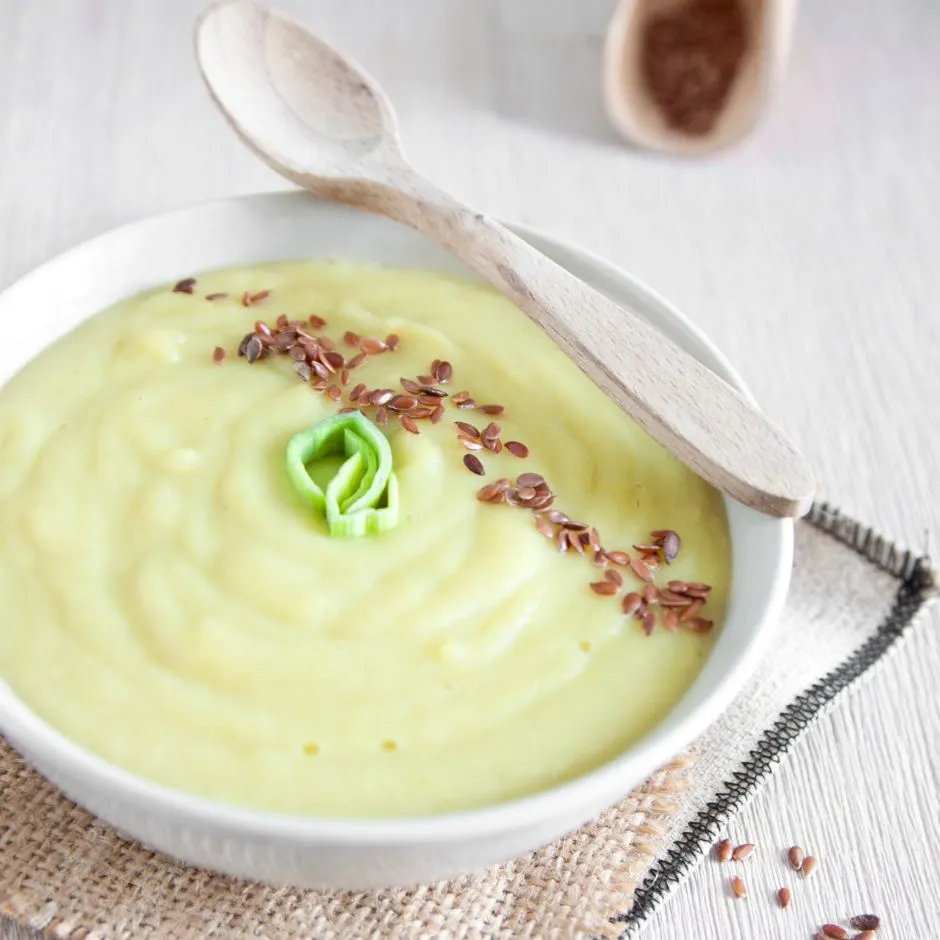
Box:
<box><xmin>0</xmin><ymin>191</ymin><xmax>792</xmax><ymax>889</ymax></box>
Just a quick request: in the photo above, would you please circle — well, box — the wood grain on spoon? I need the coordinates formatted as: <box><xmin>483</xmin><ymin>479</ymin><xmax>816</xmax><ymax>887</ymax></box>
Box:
<box><xmin>194</xmin><ymin>0</ymin><xmax>814</xmax><ymax>518</ymax></box>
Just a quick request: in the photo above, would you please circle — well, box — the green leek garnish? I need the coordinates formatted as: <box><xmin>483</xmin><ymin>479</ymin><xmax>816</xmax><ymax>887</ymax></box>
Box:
<box><xmin>286</xmin><ymin>412</ymin><xmax>399</xmax><ymax>537</ymax></box>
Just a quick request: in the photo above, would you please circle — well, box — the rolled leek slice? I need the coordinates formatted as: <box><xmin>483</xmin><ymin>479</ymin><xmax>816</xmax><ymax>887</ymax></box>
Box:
<box><xmin>286</xmin><ymin>412</ymin><xmax>399</xmax><ymax>536</ymax></box>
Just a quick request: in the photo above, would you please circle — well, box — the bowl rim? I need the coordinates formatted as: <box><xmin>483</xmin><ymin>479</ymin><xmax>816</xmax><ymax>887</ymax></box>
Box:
<box><xmin>0</xmin><ymin>190</ymin><xmax>793</xmax><ymax>844</ymax></box>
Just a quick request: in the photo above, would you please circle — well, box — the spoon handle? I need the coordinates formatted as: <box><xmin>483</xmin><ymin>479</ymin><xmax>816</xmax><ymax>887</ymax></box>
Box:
<box><xmin>341</xmin><ymin>165</ymin><xmax>813</xmax><ymax>518</ymax></box>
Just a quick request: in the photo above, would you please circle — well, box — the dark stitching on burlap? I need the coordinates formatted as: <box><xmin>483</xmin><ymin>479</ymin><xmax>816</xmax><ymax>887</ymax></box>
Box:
<box><xmin>614</xmin><ymin>502</ymin><xmax>937</xmax><ymax>936</ymax></box>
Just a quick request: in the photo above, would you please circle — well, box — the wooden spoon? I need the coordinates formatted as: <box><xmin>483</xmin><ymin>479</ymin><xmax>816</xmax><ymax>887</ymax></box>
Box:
<box><xmin>194</xmin><ymin>0</ymin><xmax>814</xmax><ymax>518</ymax></box>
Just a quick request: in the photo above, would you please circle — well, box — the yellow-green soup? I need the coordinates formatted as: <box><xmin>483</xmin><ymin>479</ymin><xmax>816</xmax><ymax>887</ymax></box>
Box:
<box><xmin>0</xmin><ymin>261</ymin><xmax>729</xmax><ymax>817</ymax></box>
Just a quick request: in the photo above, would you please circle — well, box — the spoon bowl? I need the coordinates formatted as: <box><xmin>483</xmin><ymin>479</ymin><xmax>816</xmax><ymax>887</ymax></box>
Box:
<box><xmin>196</xmin><ymin>0</ymin><xmax>401</xmax><ymax>180</ymax></box>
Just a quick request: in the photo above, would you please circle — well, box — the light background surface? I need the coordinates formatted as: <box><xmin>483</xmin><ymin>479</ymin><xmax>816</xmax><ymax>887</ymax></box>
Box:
<box><xmin>0</xmin><ymin>0</ymin><xmax>937</xmax><ymax>936</ymax></box>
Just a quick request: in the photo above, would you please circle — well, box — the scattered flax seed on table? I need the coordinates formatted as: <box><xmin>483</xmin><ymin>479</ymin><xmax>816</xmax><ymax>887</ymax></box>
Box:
<box><xmin>849</xmin><ymin>914</ymin><xmax>880</xmax><ymax>931</ymax></box>
<box><xmin>788</xmin><ymin>844</ymin><xmax>805</xmax><ymax>870</ymax></box>
<box><xmin>820</xmin><ymin>925</ymin><xmax>849</xmax><ymax>939</ymax></box>
<box><xmin>713</xmin><ymin>840</ymin><xmax>884</xmax><ymax>931</ymax></box>
<box><xmin>731</xmin><ymin>842</ymin><xmax>754</xmax><ymax>862</ymax></box>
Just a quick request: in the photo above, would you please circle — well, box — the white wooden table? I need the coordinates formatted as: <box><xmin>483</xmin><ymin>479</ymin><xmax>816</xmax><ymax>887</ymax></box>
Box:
<box><xmin>1</xmin><ymin>0</ymin><xmax>937</xmax><ymax>937</ymax></box>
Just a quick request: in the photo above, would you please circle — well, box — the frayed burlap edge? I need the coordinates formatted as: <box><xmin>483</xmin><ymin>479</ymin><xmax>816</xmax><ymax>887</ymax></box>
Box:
<box><xmin>0</xmin><ymin>743</ymin><xmax>696</xmax><ymax>940</ymax></box>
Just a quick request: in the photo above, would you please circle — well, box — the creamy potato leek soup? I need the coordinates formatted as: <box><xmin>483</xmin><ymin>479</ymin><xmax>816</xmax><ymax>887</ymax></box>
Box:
<box><xmin>0</xmin><ymin>261</ymin><xmax>729</xmax><ymax>817</ymax></box>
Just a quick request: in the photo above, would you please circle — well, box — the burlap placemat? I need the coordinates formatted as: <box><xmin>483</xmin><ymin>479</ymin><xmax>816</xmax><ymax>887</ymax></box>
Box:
<box><xmin>1</xmin><ymin>502</ymin><xmax>935</xmax><ymax>940</ymax></box>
